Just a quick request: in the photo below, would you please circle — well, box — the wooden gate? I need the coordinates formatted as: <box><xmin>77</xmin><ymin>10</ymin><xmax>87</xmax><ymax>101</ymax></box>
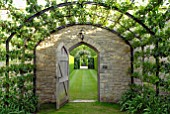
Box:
<box><xmin>56</xmin><ymin>45</ymin><xmax>69</xmax><ymax>109</ymax></box>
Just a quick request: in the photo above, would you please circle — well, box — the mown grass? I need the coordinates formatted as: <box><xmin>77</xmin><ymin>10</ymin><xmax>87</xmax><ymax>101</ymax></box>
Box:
<box><xmin>38</xmin><ymin>69</ymin><xmax>126</xmax><ymax>114</ymax></box>
<box><xmin>69</xmin><ymin>69</ymin><xmax>97</xmax><ymax>100</ymax></box>
<box><xmin>38</xmin><ymin>102</ymin><xmax>126</xmax><ymax>114</ymax></box>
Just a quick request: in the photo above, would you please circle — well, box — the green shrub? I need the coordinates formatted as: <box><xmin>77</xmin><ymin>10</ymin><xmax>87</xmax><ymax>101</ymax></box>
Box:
<box><xmin>119</xmin><ymin>85</ymin><xmax>143</xmax><ymax>114</ymax></box>
<box><xmin>69</xmin><ymin>55</ymin><xmax>74</xmax><ymax>74</ymax></box>
<box><xmin>143</xmin><ymin>95</ymin><xmax>170</xmax><ymax>114</ymax></box>
<box><xmin>74</xmin><ymin>57</ymin><xmax>80</xmax><ymax>69</ymax></box>
<box><xmin>88</xmin><ymin>57</ymin><xmax>94</xmax><ymax>69</ymax></box>
<box><xmin>119</xmin><ymin>84</ymin><xmax>170</xmax><ymax>114</ymax></box>
<box><xmin>0</xmin><ymin>91</ymin><xmax>38</xmax><ymax>114</ymax></box>
<box><xmin>94</xmin><ymin>56</ymin><xmax>98</xmax><ymax>71</ymax></box>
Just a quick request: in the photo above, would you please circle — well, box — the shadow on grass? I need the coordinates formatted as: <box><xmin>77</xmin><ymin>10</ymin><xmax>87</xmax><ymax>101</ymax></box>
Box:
<box><xmin>37</xmin><ymin>102</ymin><xmax>127</xmax><ymax>114</ymax></box>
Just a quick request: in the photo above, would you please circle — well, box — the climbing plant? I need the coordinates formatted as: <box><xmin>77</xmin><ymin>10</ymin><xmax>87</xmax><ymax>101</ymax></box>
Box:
<box><xmin>70</xmin><ymin>44</ymin><xmax>97</xmax><ymax>57</ymax></box>
<box><xmin>70</xmin><ymin>44</ymin><xmax>97</xmax><ymax>68</ymax></box>
<box><xmin>0</xmin><ymin>0</ymin><xmax>169</xmax><ymax>113</ymax></box>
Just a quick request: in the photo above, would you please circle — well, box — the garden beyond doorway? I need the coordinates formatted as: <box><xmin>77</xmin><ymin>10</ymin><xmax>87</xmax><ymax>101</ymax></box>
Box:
<box><xmin>69</xmin><ymin>44</ymin><xmax>98</xmax><ymax>101</ymax></box>
<box><xmin>36</xmin><ymin>25</ymin><xmax>131</xmax><ymax>104</ymax></box>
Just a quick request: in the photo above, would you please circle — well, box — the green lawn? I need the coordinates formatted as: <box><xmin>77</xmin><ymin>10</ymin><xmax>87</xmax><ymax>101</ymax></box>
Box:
<box><xmin>38</xmin><ymin>102</ymin><xmax>126</xmax><ymax>114</ymax></box>
<box><xmin>69</xmin><ymin>69</ymin><xmax>97</xmax><ymax>100</ymax></box>
<box><xmin>38</xmin><ymin>69</ymin><xmax>126</xmax><ymax>114</ymax></box>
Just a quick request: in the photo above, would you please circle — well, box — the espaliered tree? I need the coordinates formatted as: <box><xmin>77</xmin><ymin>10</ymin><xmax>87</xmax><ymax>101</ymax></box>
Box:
<box><xmin>0</xmin><ymin>0</ymin><xmax>169</xmax><ymax>113</ymax></box>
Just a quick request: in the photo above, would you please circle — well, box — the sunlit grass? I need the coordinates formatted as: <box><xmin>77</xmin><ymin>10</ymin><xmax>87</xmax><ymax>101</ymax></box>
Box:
<box><xmin>38</xmin><ymin>102</ymin><xmax>126</xmax><ymax>114</ymax></box>
<box><xmin>69</xmin><ymin>69</ymin><xmax>97</xmax><ymax>100</ymax></box>
<box><xmin>38</xmin><ymin>69</ymin><xmax>126</xmax><ymax>114</ymax></box>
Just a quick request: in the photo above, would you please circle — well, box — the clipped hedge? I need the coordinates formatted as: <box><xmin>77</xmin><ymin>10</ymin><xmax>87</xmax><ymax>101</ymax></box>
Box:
<box><xmin>94</xmin><ymin>56</ymin><xmax>98</xmax><ymax>71</ymax></box>
<box><xmin>69</xmin><ymin>55</ymin><xmax>74</xmax><ymax>74</ymax></box>
<box><xmin>88</xmin><ymin>57</ymin><xmax>94</xmax><ymax>69</ymax></box>
<box><xmin>74</xmin><ymin>57</ymin><xmax>80</xmax><ymax>69</ymax></box>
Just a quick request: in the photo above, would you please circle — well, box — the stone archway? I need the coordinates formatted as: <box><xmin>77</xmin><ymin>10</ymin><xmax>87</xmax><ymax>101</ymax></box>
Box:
<box><xmin>35</xmin><ymin>25</ymin><xmax>131</xmax><ymax>104</ymax></box>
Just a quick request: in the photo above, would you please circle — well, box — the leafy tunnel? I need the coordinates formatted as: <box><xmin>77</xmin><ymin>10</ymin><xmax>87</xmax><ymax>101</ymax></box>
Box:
<box><xmin>0</xmin><ymin>0</ymin><xmax>169</xmax><ymax>113</ymax></box>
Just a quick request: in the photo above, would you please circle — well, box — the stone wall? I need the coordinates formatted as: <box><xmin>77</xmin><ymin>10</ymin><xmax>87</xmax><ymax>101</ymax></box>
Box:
<box><xmin>36</xmin><ymin>25</ymin><xmax>131</xmax><ymax>104</ymax></box>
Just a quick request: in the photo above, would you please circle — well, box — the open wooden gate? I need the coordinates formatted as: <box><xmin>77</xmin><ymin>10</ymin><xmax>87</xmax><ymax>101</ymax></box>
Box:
<box><xmin>56</xmin><ymin>45</ymin><xmax>69</xmax><ymax>109</ymax></box>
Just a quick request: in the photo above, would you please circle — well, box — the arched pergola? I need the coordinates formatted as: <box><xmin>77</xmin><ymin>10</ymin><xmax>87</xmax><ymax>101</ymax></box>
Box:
<box><xmin>5</xmin><ymin>1</ymin><xmax>156</xmax><ymax>87</ymax></box>
<box><xmin>2</xmin><ymin>1</ymin><xmax>169</xmax><ymax>111</ymax></box>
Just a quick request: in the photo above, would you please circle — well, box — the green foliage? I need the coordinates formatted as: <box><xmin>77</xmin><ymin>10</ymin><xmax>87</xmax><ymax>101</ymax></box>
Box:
<box><xmin>70</xmin><ymin>44</ymin><xmax>97</xmax><ymax>68</ymax></box>
<box><xmin>74</xmin><ymin>57</ymin><xmax>80</xmax><ymax>69</ymax></box>
<box><xmin>69</xmin><ymin>55</ymin><xmax>74</xmax><ymax>74</ymax></box>
<box><xmin>70</xmin><ymin>44</ymin><xmax>97</xmax><ymax>57</ymax></box>
<box><xmin>88</xmin><ymin>57</ymin><xmax>94</xmax><ymax>69</ymax></box>
<box><xmin>0</xmin><ymin>0</ymin><xmax>169</xmax><ymax>113</ymax></box>
<box><xmin>0</xmin><ymin>90</ymin><xmax>38</xmax><ymax>114</ymax></box>
<box><xmin>94</xmin><ymin>56</ymin><xmax>98</xmax><ymax>71</ymax></box>
<box><xmin>120</xmin><ymin>85</ymin><xmax>170</xmax><ymax>114</ymax></box>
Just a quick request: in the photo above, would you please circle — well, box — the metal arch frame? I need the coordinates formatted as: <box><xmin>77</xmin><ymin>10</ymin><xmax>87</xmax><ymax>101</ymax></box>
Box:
<box><xmin>6</xmin><ymin>1</ymin><xmax>155</xmax><ymax>52</ymax></box>
<box><xmin>82</xmin><ymin>12</ymin><xmax>144</xmax><ymax>41</ymax></box>
<box><xmin>33</xmin><ymin>22</ymin><xmax>134</xmax><ymax>94</ymax></box>
<box><xmin>5</xmin><ymin>1</ymin><xmax>156</xmax><ymax>91</ymax></box>
<box><xmin>6</xmin><ymin>1</ymin><xmax>155</xmax><ymax>44</ymax></box>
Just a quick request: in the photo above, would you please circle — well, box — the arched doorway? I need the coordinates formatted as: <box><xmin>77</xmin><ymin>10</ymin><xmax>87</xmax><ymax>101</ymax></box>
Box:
<box><xmin>69</xmin><ymin>42</ymin><xmax>100</xmax><ymax>101</ymax></box>
<box><xmin>35</xmin><ymin>25</ymin><xmax>131</xmax><ymax>107</ymax></box>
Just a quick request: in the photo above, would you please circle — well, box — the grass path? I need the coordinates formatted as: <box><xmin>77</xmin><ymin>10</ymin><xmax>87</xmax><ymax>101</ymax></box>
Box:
<box><xmin>38</xmin><ymin>69</ymin><xmax>126</xmax><ymax>114</ymax></box>
<box><xmin>38</xmin><ymin>102</ymin><xmax>127</xmax><ymax>114</ymax></box>
<box><xmin>69</xmin><ymin>69</ymin><xmax>97</xmax><ymax>100</ymax></box>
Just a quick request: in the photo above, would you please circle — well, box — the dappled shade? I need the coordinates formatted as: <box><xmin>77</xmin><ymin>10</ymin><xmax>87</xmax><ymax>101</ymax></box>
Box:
<box><xmin>0</xmin><ymin>0</ymin><xmax>169</xmax><ymax>113</ymax></box>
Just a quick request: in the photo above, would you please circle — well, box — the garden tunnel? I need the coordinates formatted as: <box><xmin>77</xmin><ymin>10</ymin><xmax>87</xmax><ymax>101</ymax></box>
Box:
<box><xmin>68</xmin><ymin>42</ymin><xmax>99</xmax><ymax>100</ymax></box>
<box><xmin>0</xmin><ymin>0</ymin><xmax>169</xmax><ymax>112</ymax></box>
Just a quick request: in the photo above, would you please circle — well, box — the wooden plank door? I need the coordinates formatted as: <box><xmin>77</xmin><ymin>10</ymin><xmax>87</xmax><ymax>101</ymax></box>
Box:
<box><xmin>56</xmin><ymin>46</ymin><xmax>69</xmax><ymax>109</ymax></box>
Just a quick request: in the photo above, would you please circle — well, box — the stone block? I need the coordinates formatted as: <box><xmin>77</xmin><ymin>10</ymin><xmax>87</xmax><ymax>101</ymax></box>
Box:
<box><xmin>36</xmin><ymin>25</ymin><xmax>131</xmax><ymax>104</ymax></box>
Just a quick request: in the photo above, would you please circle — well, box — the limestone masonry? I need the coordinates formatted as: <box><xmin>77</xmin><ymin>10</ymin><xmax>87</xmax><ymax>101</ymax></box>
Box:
<box><xmin>36</xmin><ymin>25</ymin><xmax>131</xmax><ymax>104</ymax></box>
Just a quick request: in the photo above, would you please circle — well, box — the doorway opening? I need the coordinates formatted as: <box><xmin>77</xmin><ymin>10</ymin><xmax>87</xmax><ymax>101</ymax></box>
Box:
<box><xmin>69</xmin><ymin>42</ymin><xmax>99</xmax><ymax>101</ymax></box>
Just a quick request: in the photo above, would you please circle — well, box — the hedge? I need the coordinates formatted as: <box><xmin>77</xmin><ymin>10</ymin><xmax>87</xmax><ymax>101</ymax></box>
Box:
<box><xmin>94</xmin><ymin>56</ymin><xmax>98</xmax><ymax>71</ymax></box>
<box><xmin>69</xmin><ymin>55</ymin><xmax>74</xmax><ymax>74</ymax></box>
